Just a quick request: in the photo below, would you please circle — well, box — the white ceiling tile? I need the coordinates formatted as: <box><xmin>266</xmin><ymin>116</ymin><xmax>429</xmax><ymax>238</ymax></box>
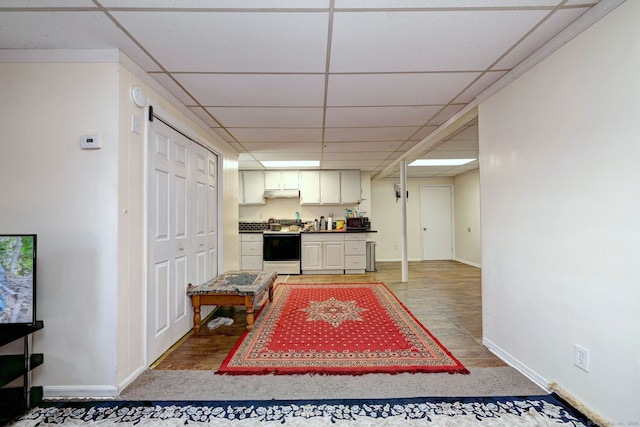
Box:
<box><xmin>327</xmin><ymin>73</ymin><xmax>479</xmax><ymax>106</ymax></box>
<box><xmin>325</xmin><ymin>106</ymin><xmax>441</xmax><ymax>127</ymax></box>
<box><xmin>453</xmin><ymin>71</ymin><xmax>508</xmax><ymax>103</ymax></box>
<box><xmin>427</xmin><ymin>151</ymin><xmax>479</xmax><ymax>160</ymax></box>
<box><xmin>112</xmin><ymin>11</ymin><xmax>329</xmax><ymax>72</ymax></box>
<box><xmin>322</xmin><ymin>151</ymin><xmax>397</xmax><ymax>163</ymax></box>
<box><xmin>324</xmin><ymin>126</ymin><xmax>419</xmax><ymax>142</ymax></box>
<box><xmin>227</xmin><ymin>128</ymin><xmax>322</xmax><ymax>143</ymax></box>
<box><xmin>493</xmin><ymin>7</ymin><xmax>590</xmax><ymax>69</ymax></box>
<box><xmin>0</xmin><ymin>11</ymin><xmax>160</xmax><ymax>71</ymax></box>
<box><xmin>206</xmin><ymin>107</ymin><xmax>323</xmax><ymax>128</ymax></box>
<box><xmin>321</xmin><ymin>160</ymin><xmax>385</xmax><ymax>169</ymax></box>
<box><xmin>335</xmin><ymin>1</ymin><xmax>562</xmax><ymax>8</ymax></box>
<box><xmin>323</xmin><ymin>141</ymin><xmax>404</xmax><ymax>152</ymax></box>
<box><xmin>243</xmin><ymin>142</ymin><xmax>321</xmax><ymax>153</ymax></box>
<box><xmin>150</xmin><ymin>73</ymin><xmax>197</xmax><ymax>105</ymax></box>
<box><xmin>448</xmin><ymin>127</ymin><xmax>478</xmax><ymax>142</ymax></box>
<box><xmin>252</xmin><ymin>152</ymin><xmax>321</xmax><ymax>161</ymax></box>
<box><xmin>173</xmin><ymin>74</ymin><xmax>325</xmax><ymax>107</ymax></box>
<box><xmin>102</xmin><ymin>0</ymin><xmax>330</xmax><ymax>8</ymax></box>
<box><xmin>430</xmin><ymin>104</ymin><xmax>466</xmax><ymax>126</ymax></box>
<box><xmin>188</xmin><ymin>107</ymin><xmax>220</xmax><ymax>127</ymax></box>
<box><xmin>410</xmin><ymin>126</ymin><xmax>439</xmax><ymax>141</ymax></box>
<box><xmin>0</xmin><ymin>0</ymin><xmax>95</xmax><ymax>6</ymax></box>
<box><xmin>330</xmin><ymin>9</ymin><xmax>549</xmax><ymax>72</ymax></box>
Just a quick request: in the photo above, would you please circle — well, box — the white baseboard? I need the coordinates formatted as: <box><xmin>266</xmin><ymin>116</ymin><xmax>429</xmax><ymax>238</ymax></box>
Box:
<box><xmin>454</xmin><ymin>257</ymin><xmax>482</xmax><ymax>268</ymax></box>
<box><xmin>482</xmin><ymin>337</ymin><xmax>550</xmax><ymax>392</ymax></box>
<box><xmin>44</xmin><ymin>385</ymin><xmax>118</xmax><ymax>399</ymax></box>
<box><xmin>118</xmin><ymin>366</ymin><xmax>147</xmax><ymax>394</ymax></box>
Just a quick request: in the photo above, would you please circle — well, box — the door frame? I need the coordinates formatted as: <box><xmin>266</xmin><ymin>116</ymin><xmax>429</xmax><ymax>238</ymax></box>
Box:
<box><xmin>144</xmin><ymin>106</ymin><xmax>223</xmax><ymax>366</ymax></box>
<box><xmin>419</xmin><ymin>184</ymin><xmax>454</xmax><ymax>261</ymax></box>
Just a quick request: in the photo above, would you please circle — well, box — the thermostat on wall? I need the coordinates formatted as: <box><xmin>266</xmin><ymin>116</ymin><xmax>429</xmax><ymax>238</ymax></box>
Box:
<box><xmin>80</xmin><ymin>135</ymin><xmax>102</xmax><ymax>149</ymax></box>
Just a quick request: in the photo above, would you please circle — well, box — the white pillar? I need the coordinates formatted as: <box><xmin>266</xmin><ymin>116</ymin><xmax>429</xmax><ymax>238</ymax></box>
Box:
<box><xmin>400</xmin><ymin>161</ymin><xmax>408</xmax><ymax>283</ymax></box>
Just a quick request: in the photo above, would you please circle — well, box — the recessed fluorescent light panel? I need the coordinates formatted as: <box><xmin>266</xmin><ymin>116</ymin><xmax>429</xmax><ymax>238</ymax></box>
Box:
<box><xmin>261</xmin><ymin>160</ymin><xmax>320</xmax><ymax>168</ymax></box>
<box><xmin>409</xmin><ymin>158</ymin><xmax>476</xmax><ymax>166</ymax></box>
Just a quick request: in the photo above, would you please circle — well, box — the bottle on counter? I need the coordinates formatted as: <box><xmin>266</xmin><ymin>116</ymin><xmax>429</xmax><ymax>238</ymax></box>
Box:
<box><xmin>314</xmin><ymin>219</ymin><xmax>318</xmax><ymax>231</ymax></box>
<box><xmin>319</xmin><ymin>216</ymin><xmax>325</xmax><ymax>231</ymax></box>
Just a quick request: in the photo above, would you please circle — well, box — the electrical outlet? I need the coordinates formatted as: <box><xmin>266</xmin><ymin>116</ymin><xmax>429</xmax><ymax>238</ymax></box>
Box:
<box><xmin>574</xmin><ymin>344</ymin><xmax>590</xmax><ymax>372</ymax></box>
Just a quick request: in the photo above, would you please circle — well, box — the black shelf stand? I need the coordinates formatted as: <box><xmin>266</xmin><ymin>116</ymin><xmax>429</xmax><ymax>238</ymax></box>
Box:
<box><xmin>0</xmin><ymin>321</ymin><xmax>44</xmax><ymax>425</ymax></box>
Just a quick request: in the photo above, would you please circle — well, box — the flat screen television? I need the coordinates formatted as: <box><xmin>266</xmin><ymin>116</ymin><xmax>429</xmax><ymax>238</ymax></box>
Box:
<box><xmin>0</xmin><ymin>234</ymin><xmax>37</xmax><ymax>326</ymax></box>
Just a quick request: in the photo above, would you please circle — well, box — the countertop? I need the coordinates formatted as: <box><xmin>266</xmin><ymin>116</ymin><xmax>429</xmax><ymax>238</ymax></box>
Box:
<box><xmin>300</xmin><ymin>229</ymin><xmax>376</xmax><ymax>233</ymax></box>
<box><xmin>239</xmin><ymin>229</ymin><xmax>376</xmax><ymax>233</ymax></box>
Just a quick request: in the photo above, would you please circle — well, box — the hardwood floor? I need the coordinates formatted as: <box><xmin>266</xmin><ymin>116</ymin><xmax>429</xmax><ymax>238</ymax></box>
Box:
<box><xmin>153</xmin><ymin>260</ymin><xmax>506</xmax><ymax>370</ymax></box>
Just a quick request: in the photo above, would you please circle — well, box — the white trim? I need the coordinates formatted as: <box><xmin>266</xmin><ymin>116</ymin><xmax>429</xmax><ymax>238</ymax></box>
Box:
<box><xmin>0</xmin><ymin>49</ymin><xmax>120</xmax><ymax>63</ymax></box>
<box><xmin>118</xmin><ymin>366</ymin><xmax>147</xmax><ymax>394</ymax></box>
<box><xmin>483</xmin><ymin>337</ymin><xmax>550</xmax><ymax>392</ymax></box>
<box><xmin>43</xmin><ymin>386</ymin><xmax>118</xmax><ymax>399</ymax></box>
<box><xmin>454</xmin><ymin>258</ymin><xmax>481</xmax><ymax>268</ymax></box>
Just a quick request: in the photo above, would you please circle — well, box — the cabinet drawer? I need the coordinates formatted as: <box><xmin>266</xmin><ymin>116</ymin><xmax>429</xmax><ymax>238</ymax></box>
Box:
<box><xmin>301</xmin><ymin>233</ymin><xmax>344</xmax><ymax>242</ymax></box>
<box><xmin>344</xmin><ymin>233</ymin><xmax>366</xmax><ymax>241</ymax></box>
<box><xmin>345</xmin><ymin>255</ymin><xmax>366</xmax><ymax>269</ymax></box>
<box><xmin>241</xmin><ymin>255</ymin><xmax>263</xmax><ymax>270</ymax></box>
<box><xmin>241</xmin><ymin>241</ymin><xmax>263</xmax><ymax>256</ymax></box>
<box><xmin>344</xmin><ymin>241</ymin><xmax>365</xmax><ymax>255</ymax></box>
<box><xmin>241</xmin><ymin>233</ymin><xmax>263</xmax><ymax>242</ymax></box>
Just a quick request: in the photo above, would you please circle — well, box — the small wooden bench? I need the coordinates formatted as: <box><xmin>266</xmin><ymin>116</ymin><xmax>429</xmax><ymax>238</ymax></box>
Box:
<box><xmin>187</xmin><ymin>270</ymin><xmax>277</xmax><ymax>332</ymax></box>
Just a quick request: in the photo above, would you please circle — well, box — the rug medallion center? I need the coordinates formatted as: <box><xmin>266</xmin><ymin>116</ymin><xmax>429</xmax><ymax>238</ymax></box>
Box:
<box><xmin>299</xmin><ymin>297</ymin><xmax>367</xmax><ymax>328</ymax></box>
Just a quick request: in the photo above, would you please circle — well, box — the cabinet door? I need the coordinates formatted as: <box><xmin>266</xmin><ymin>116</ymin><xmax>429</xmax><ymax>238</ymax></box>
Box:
<box><xmin>323</xmin><ymin>241</ymin><xmax>345</xmax><ymax>269</ymax></box>
<box><xmin>301</xmin><ymin>241</ymin><xmax>323</xmax><ymax>270</ymax></box>
<box><xmin>281</xmin><ymin>170</ymin><xmax>300</xmax><ymax>189</ymax></box>
<box><xmin>320</xmin><ymin>170</ymin><xmax>341</xmax><ymax>204</ymax></box>
<box><xmin>264</xmin><ymin>171</ymin><xmax>282</xmax><ymax>190</ymax></box>
<box><xmin>340</xmin><ymin>170</ymin><xmax>361</xmax><ymax>204</ymax></box>
<box><xmin>242</xmin><ymin>171</ymin><xmax>265</xmax><ymax>204</ymax></box>
<box><xmin>299</xmin><ymin>171</ymin><xmax>321</xmax><ymax>204</ymax></box>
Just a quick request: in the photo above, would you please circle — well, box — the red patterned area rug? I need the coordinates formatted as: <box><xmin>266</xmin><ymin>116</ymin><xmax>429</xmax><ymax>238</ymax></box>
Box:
<box><xmin>217</xmin><ymin>283</ymin><xmax>468</xmax><ymax>375</ymax></box>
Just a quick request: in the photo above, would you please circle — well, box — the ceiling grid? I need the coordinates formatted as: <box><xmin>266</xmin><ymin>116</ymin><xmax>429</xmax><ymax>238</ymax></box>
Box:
<box><xmin>0</xmin><ymin>0</ymin><xmax>616</xmax><ymax>177</ymax></box>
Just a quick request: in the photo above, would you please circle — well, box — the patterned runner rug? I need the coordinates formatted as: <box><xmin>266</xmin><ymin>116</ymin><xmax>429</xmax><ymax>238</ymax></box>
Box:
<box><xmin>9</xmin><ymin>394</ymin><xmax>593</xmax><ymax>426</ymax></box>
<box><xmin>217</xmin><ymin>282</ymin><xmax>468</xmax><ymax>375</ymax></box>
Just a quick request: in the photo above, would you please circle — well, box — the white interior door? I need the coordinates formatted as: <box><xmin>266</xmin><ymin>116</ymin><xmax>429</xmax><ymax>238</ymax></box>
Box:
<box><xmin>147</xmin><ymin>118</ymin><xmax>218</xmax><ymax>364</ymax></box>
<box><xmin>420</xmin><ymin>185</ymin><xmax>453</xmax><ymax>260</ymax></box>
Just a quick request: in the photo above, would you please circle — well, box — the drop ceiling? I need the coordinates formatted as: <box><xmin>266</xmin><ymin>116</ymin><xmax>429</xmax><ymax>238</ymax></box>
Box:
<box><xmin>0</xmin><ymin>0</ymin><xmax>620</xmax><ymax>178</ymax></box>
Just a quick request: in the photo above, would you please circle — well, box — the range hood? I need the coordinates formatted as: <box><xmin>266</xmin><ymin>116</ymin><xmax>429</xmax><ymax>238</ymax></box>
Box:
<box><xmin>263</xmin><ymin>189</ymin><xmax>300</xmax><ymax>199</ymax></box>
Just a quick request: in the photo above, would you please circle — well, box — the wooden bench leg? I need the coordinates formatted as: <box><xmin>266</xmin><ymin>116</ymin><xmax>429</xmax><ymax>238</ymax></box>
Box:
<box><xmin>244</xmin><ymin>295</ymin><xmax>254</xmax><ymax>330</ymax></box>
<box><xmin>191</xmin><ymin>295</ymin><xmax>202</xmax><ymax>333</ymax></box>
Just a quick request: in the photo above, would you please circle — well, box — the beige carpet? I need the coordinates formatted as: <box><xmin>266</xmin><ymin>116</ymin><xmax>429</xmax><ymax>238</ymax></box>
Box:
<box><xmin>119</xmin><ymin>366</ymin><xmax>545</xmax><ymax>401</ymax></box>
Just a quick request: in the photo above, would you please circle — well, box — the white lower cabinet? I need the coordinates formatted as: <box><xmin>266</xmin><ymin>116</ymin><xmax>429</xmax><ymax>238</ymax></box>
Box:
<box><xmin>240</xmin><ymin>233</ymin><xmax>263</xmax><ymax>270</ymax></box>
<box><xmin>344</xmin><ymin>233</ymin><xmax>366</xmax><ymax>274</ymax></box>
<box><xmin>301</xmin><ymin>233</ymin><xmax>344</xmax><ymax>274</ymax></box>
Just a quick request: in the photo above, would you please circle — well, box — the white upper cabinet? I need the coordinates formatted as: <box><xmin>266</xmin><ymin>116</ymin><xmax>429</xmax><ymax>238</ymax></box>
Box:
<box><xmin>298</xmin><ymin>170</ymin><xmax>361</xmax><ymax>205</ymax></box>
<box><xmin>299</xmin><ymin>171</ymin><xmax>321</xmax><ymax>204</ymax></box>
<box><xmin>340</xmin><ymin>170</ymin><xmax>361</xmax><ymax>204</ymax></box>
<box><xmin>239</xmin><ymin>171</ymin><xmax>265</xmax><ymax>205</ymax></box>
<box><xmin>320</xmin><ymin>170</ymin><xmax>341</xmax><ymax>204</ymax></box>
<box><xmin>265</xmin><ymin>170</ymin><xmax>299</xmax><ymax>190</ymax></box>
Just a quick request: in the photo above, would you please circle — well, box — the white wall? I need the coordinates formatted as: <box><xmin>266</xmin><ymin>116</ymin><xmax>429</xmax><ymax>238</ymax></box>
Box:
<box><xmin>0</xmin><ymin>62</ymin><xmax>120</xmax><ymax>393</ymax></box>
<box><xmin>0</xmin><ymin>54</ymin><xmax>241</xmax><ymax>397</ymax></box>
<box><xmin>479</xmin><ymin>1</ymin><xmax>639</xmax><ymax>422</ymax></box>
<box><xmin>453</xmin><ymin>171</ymin><xmax>481</xmax><ymax>267</ymax></box>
